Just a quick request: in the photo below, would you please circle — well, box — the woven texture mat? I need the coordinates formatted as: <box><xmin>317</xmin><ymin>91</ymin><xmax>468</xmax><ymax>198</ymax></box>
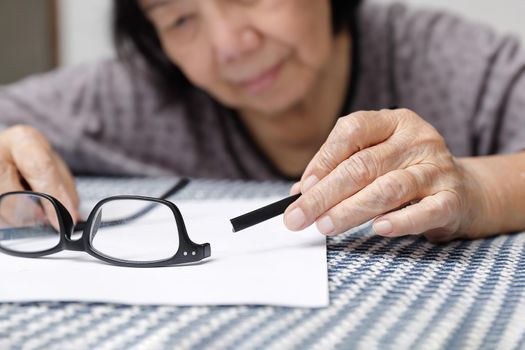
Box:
<box><xmin>1</xmin><ymin>177</ymin><xmax>524</xmax><ymax>350</ymax></box>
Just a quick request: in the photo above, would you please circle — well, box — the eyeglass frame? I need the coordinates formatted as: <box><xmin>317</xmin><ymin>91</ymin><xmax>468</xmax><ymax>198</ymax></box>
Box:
<box><xmin>0</xmin><ymin>178</ymin><xmax>211</xmax><ymax>267</ymax></box>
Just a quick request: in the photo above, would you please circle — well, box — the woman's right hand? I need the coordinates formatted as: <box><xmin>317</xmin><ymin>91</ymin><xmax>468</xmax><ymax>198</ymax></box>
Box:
<box><xmin>0</xmin><ymin>125</ymin><xmax>79</xmax><ymax>222</ymax></box>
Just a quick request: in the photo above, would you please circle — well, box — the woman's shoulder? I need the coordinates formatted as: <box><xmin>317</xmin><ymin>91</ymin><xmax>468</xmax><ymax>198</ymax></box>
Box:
<box><xmin>1</xmin><ymin>56</ymin><xmax>160</xmax><ymax>107</ymax></box>
<box><xmin>355</xmin><ymin>0</ymin><xmax>521</xmax><ymax>102</ymax></box>
<box><xmin>357</xmin><ymin>1</ymin><xmax>508</xmax><ymax>58</ymax></box>
<box><xmin>5</xmin><ymin>54</ymin><xmax>187</xmax><ymax>101</ymax></box>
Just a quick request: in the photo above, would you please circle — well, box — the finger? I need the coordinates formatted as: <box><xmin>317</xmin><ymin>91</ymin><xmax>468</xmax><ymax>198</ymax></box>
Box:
<box><xmin>289</xmin><ymin>182</ymin><xmax>301</xmax><ymax>195</ymax></box>
<box><xmin>314</xmin><ymin>167</ymin><xmax>430</xmax><ymax>235</ymax></box>
<box><xmin>53</xmin><ymin>152</ymin><xmax>80</xmax><ymax>211</ymax></box>
<box><xmin>284</xmin><ymin>140</ymin><xmax>410</xmax><ymax>231</ymax></box>
<box><xmin>14</xmin><ymin>151</ymin><xmax>75</xmax><ymax>223</ymax></box>
<box><xmin>8</xmin><ymin>137</ymin><xmax>78</xmax><ymax>223</ymax></box>
<box><xmin>0</xmin><ymin>193</ymin><xmax>58</xmax><ymax>231</ymax></box>
<box><xmin>0</xmin><ymin>130</ymin><xmax>62</xmax><ymax>230</ymax></box>
<box><xmin>299</xmin><ymin>110</ymin><xmax>398</xmax><ymax>193</ymax></box>
<box><xmin>372</xmin><ymin>190</ymin><xmax>461</xmax><ymax>239</ymax></box>
<box><xmin>0</xmin><ymin>159</ymin><xmax>53</xmax><ymax>230</ymax></box>
<box><xmin>0</xmin><ymin>158</ymin><xmax>27</xmax><ymax>227</ymax></box>
<box><xmin>0</xmin><ymin>153</ymin><xmax>25</xmax><ymax>194</ymax></box>
<box><xmin>33</xmin><ymin>195</ymin><xmax>61</xmax><ymax>232</ymax></box>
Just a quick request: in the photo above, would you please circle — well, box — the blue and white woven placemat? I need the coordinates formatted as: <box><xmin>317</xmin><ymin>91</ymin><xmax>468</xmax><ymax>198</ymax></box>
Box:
<box><xmin>1</xmin><ymin>177</ymin><xmax>524</xmax><ymax>350</ymax></box>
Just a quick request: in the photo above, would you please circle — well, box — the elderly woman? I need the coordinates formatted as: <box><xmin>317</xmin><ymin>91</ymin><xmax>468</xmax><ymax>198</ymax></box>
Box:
<box><xmin>0</xmin><ymin>0</ymin><xmax>524</xmax><ymax>242</ymax></box>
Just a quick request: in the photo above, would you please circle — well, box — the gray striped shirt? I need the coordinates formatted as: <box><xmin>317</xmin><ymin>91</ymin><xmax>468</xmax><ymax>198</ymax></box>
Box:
<box><xmin>1</xmin><ymin>1</ymin><xmax>524</xmax><ymax>180</ymax></box>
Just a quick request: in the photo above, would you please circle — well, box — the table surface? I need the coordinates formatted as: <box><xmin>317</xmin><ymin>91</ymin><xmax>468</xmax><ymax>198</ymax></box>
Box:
<box><xmin>1</xmin><ymin>177</ymin><xmax>524</xmax><ymax>350</ymax></box>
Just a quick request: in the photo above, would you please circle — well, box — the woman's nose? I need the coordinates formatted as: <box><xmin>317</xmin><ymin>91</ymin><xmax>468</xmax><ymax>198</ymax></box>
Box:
<box><xmin>208</xmin><ymin>16</ymin><xmax>262</xmax><ymax>64</ymax></box>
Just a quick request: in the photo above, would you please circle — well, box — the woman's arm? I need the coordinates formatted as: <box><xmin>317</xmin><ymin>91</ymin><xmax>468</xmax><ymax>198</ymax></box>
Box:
<box><xmin>458</xmin><ymin>152</ymin><xmax>525</xmax><ymax>239</ymax></box>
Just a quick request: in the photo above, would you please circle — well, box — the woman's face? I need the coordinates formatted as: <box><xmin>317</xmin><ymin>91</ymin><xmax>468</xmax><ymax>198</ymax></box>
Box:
<box><xmin>141</xmin><ymin>0</ymin><xmax>334</xmax><ymax>114</ymax></box>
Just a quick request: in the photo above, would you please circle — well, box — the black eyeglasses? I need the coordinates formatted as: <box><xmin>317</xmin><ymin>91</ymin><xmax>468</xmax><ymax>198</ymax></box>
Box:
<box><xmin>0</xmin><ymin>178</ymin><xmax>211</xmax><ymax>267</ymax></box>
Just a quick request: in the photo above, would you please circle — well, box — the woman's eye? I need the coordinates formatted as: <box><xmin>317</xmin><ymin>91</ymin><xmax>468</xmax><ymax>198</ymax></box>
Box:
<box><xmin>171</xmin><ymin>14</ymin><xmax>195</xmax><ymax>29</ymax></box>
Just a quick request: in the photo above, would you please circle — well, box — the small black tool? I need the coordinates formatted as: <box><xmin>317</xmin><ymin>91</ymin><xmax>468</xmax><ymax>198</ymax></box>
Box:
<box><xmin>230</xmin><ymin>193</ymin><xmax>302</xmax><ymax>232</ymax></box>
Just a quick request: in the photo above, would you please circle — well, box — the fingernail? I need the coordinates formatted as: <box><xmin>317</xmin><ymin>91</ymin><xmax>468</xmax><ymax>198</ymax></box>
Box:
<box><xmin>317</xmin><ymin>216</ymin><xmax>335</xmax><ymax>236</ymax></box>
<box><xmin>302</xmin><ymin>175</ymin><xmax>319</xmax><ymax>193</ymax></box>
<box><xmin>284</xmin><ymin>207</ymin><xmax>306</xmax><ymax>230</ymax></box>
<box><xmin>373</xmin><ymin>220</ymin><xmax>393</xmax><ymax>236</ymax></box>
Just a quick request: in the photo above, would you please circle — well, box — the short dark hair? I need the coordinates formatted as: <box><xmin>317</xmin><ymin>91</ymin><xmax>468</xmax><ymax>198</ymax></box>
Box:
<box><xmin>113</xmin><ymin>0</ymin><xmax>362</xmax><ymax>94</ymax></box>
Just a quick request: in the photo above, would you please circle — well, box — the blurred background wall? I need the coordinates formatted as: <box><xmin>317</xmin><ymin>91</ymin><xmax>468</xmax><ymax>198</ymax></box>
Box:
<box><xmin>0</xmin><ymin>0</ymin><xmax>57</xmax><ymax>84</ymax></box>
<box><xmin>57</xmin><ymin>0</ymin><xmax>113</xmax><ymax>67</ymax></box>
<box><xmin>1</xmin><ymin>0</ymin><xmax>525</xmax><ymax>84</ymax></box>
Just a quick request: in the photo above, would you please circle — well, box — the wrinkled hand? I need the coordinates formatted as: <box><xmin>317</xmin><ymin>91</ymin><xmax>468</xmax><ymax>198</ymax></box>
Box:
<box><xmin>0</xmin><ymin>125</ymin><xmax>79</xmax><ymax>223</ymax></box>
<box><xmin>284</xmin><ymin>109</ymin><xmax>486</xmax><ymax>243</ymax></box>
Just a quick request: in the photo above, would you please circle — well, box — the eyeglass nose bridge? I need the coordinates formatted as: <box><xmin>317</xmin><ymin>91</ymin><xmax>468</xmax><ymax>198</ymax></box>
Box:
<box><xmin>51</xmin><ymin>196</ymin><xmax>87</xmax><ymax>252</ymax></box>
<box><xmin>63</xmin><ymin>229</ymin><xmax>87</xmax><ymax>252</ymax></box>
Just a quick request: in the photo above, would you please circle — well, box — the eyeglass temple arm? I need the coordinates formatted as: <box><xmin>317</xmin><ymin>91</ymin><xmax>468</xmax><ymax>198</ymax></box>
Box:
<box><xmin>73</xmin><ymin>178</ymin><xmax>191</xmax><ymax>232</ymax></box>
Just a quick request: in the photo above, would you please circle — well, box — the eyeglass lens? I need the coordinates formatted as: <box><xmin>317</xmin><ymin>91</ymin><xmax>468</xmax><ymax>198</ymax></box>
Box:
<box><xmin>89</xmin><ymin>199</ymin><xmax>181</xmax><ymax>262</ymax></box>
<box><xmin>0</xmin><ymin>193</ymin><xmax>61</xmax><ymax>253</ymax></box>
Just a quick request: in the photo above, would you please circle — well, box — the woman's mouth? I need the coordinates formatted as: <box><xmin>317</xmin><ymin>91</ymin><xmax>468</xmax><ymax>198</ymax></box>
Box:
<box><xmin>237</xmin><ymin>61</ymin><xmax>284</xmax><ymax>95</ymax></box>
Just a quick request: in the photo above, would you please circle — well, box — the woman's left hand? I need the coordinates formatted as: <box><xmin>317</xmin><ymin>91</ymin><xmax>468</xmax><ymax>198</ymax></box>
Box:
<box><xmin>284</xmin><ymin>108</ymin><xmax>488</xmax><ymax>243</ymax></box>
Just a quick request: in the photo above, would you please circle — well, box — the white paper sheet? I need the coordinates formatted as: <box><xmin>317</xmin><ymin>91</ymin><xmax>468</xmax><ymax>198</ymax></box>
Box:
<box><xmin>0</xmin><ymin>198</ymin><xmax>328</xmax><ymax>307</ymax></box>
